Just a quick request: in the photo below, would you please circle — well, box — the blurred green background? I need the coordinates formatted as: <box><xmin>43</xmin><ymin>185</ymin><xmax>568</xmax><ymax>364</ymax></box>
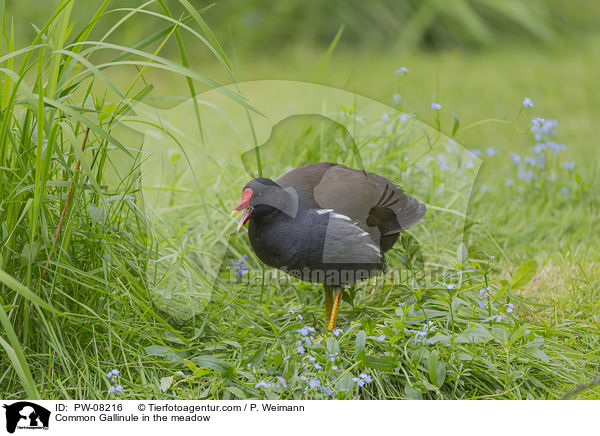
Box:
<box><xmin>6</xmin><ymin>0</ymin><xmax>600</xmax><ymax>52</ymax></box>
<box><xmin>5</xmin><ymin>0</ymin><xmax>599</xmax><ymax>159</ymax></box>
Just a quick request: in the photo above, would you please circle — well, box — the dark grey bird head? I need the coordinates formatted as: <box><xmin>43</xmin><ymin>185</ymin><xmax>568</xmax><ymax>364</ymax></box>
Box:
<box><xmin>231</xmin><ymin>178</ymin><xmax>299</xmax><ymax>230</ymax></box>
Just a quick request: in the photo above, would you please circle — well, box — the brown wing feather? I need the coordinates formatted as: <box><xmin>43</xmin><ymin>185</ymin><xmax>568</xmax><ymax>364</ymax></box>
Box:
<box><xmin>277</xmin><ymin>162</ymin><xmax>426</xmax><ymax>252</ymax></box>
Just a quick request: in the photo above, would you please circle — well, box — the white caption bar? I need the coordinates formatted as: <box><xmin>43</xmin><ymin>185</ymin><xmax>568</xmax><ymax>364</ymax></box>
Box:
<box><xmin>0</xmin><ymin>399</ymin><xmax>596</xmax><ymax>436</ymax></box>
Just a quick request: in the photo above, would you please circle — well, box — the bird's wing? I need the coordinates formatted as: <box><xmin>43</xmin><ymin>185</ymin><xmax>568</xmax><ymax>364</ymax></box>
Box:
<box><xmin>315</xmin><ymin>209</ymin><xmax>382</xmax><ymax>265</ymax></box>
<box><xmin>276</xmin><ymin>162</ymin><xmax>337</xmax><ymax>209</ymax></box>
<box><xmin>312</xmin><ymin>164</ymin><xmax>426</xmax><ymax>235</ymax></box>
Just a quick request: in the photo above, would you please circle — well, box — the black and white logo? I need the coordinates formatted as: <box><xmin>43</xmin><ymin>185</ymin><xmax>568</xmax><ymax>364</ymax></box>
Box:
<box><xmin>3</xmin><ymin>402</ymin><xmax>50</xmax><ymax>434</ymax></box>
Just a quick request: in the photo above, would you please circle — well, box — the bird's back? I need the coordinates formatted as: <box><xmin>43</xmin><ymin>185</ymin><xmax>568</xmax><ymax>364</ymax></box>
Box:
<box><xmin>277</xmin><ymin>162</ymin><xmax>426</xmax><ymax>253</ymax></box>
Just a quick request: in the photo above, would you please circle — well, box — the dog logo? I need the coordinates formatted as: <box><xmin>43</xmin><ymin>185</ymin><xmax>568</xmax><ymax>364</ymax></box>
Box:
<box><xmin>3</xmin><ymin>402</ymin><xmax>50</xmax><ymax>433</ymax></box>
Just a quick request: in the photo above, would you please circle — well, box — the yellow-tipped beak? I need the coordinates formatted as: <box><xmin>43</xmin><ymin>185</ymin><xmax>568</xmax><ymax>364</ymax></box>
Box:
<box><xmin>231</xmin><ymin>209</ymin><xmax>239</xmax><ymax>216</ymax></box>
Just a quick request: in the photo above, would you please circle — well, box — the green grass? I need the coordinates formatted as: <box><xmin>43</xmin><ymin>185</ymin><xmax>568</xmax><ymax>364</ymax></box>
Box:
<box><xmin>0</xmin><ymin>1</ymin><xmax>598</xmax><ymax>400</ymax></box>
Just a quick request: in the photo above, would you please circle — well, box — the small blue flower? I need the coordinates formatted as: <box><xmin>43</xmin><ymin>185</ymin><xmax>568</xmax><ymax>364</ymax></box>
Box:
<box><xmin>533</xmin><ymin>143</ymin><xmax>546</xmax><ymax>154</ymax></box>
<box><xmin>229</xmin><ymin>258</ymin><xmax>249</xmax><ymax>277</ymax></box>
<box><xmin>308</xmin><ymin>379</ymin><xmax>321</xmax><ymax>389</ymax></box>
<box><xmin>410</xmin><ymin>321</ymin><xmax>435</xmax><ymax>343</ymax></box>
<box><xmin>531</xmin><ymin>118</ymin><xmax>558</xmax><ymax>141</ymax></box>
<box><xmin>470</xmin><ymin>148</ymin><xmax>482</xmax><ymax>157</ymax></box>
<box><xmin>486</xmin><ymin>147</ymin><xmax>501</xmax><ymax>156</ymax></box>
<box><xmin>393</xmin><ymin>94</ymin><xmax>402</xmax><ymax>106</ymax></box>
<box><xmin>314</xmin><ymin>363</ymin><xmax>322</xmax><ymax>370</ymax></box>
<box><xmin>321</xmin><ymin>386</ymin><xmax>335</xmax><ymax>396</ymax></box>
<box><xmin>276</xmin><ymin>376</ymin><xmax>287</xmax><ymax>388</ymax></box>
<box><xmin>297</xmin><ymin>326</ymin><xmax>315</xmax><ymax>337</ymax></box>
<box><xmin>332</xmin><ymin>365</ymin><xmax>338</xmax><ymax>371</ymax></box>
<box><xmin>561</xmin><ymin>186</ymin><xmax>570</xmax><ymax>195</ymax></box>
<box><xmin>297</xmin><ymin>345</ymin><xmax>306</xmax><ymax>355</ymax></box>
<box><xmin>381</xmin><ymin>113</ymin><xmax>389</xmax><ymax>121</ymax></box>
<box><xmin>495</xmin><ymin>314</ymin><xmax>503</xmax><ymax>322</ymax></box>
<box><xmin>297</xmin><ymin>314</ymin><xmax>303</xmax><ymax>320</ymax></box>
<box><xmin>446</xmin><ymin>283</ymin><xmax>456</xmax><ymax>290</ymax></box>
<box><xmin>506</xmin><ymin>178</ymin><xmax>514</xmax><ymax>187</ymax></box>
<box><xmin>563</xmin><ymin>161</ymin><xmax>575</xmax><ymax>170</ymax></box>
<box><xmin>547</xmin><ymin>141</ymin><xmax>566</xmax><ymax>155</ymax></box>
<box><xmin>518</xmin><ymin>168</ymin><xmax>533</xmax><ymax>181</ymax></box>
<box><xmin>352</xmin><ymin>374</ymin><xmax>372</xmax><ymax>387</ymax></box>
<box><xmin>505</xmin><ymin>303</ymin><xmax>515</xmax><ymax>314</ymax></box>
<box><xmin>394</xmin><ymin>66</ymin><xmax>409</xmax><ymax>74</ymax></box>
<box><xmin>377</xmin><ymin>334</ymin><xmax>386</xmax><ymax>342</ymax></box>
<box><xmin>352</xmin><ymin>377</ymin><xmax>366</xmax><ymax>387</ymax></box>
<box><xmin>307</xmin><ymin>355</ymin><xmax>316</xmax><ymax>363</ymax></box>
<box><xmin>537</xmin><ymin>154</ymin><xmax>546</xmax><ymax>166</ymax></box>
<box><xmin>332</xmin><ymin>329</ymin><xmax>343</xmax><ymax>337</ymax></box>
<box><xmin>431</xmin><ymin>102</ymin><xmax>442</xmax><ymax>110</ymax></box>
<box><xmin>255</xmin><ymin>380</ymin><xmax>272</xmax><ymax>389</ymax></box>
<box><xmin>510</xmin><ymin>153</ymin><xmax>521</xmax><ymax>164</ymax></box>
<box><xmin>522</xmin><ymin>97</ymin><xmax>534</xmax><ymax>108</ymax></box>
<box><xmin>525</xmin><ymin>156</ymin><xmax>537</xmax><ymax>167</ymax></box>
<box><xmin>328</xmin><ymin>353</ymin><xmax>338</xmax><ymax>362</ymax></box>
<box><xmin>114</xmin><ymin>385</ymin><xmax>123</xmax><ymax>392</ymax></box>
<box><xmin>399</xmin><ymin>113</ymin><xmax>408</xmax><ymax>122</ymax></box>
<box><xmin>108</xmin><ymin>386</ymin><xmax>116</xmax><ymax>394</ymax></box>
<box><xmin>359</xmin><ymin>373</ymin><xmax>372</xmax><ymax>383</ymax></box>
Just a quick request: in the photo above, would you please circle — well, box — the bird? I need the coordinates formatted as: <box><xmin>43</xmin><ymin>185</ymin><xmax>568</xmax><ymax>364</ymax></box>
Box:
<box><xmin>231</xmin><ymin>162</ymin><xmax>426</xmax><ymax>330</ymax></box>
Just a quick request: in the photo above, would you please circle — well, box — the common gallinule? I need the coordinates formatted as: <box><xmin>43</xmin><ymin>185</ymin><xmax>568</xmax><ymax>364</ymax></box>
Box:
<box><xmin>232</xmin><ymin>162</ymin><xmax>426</xmax><ymax>330</ymax></box>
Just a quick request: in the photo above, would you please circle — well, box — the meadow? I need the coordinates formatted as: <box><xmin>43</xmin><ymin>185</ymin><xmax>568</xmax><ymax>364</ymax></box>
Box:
<box><xmin>0</xmin><ymin>1</ymin><xmax>598</xmax><ymax>400</ymax></box>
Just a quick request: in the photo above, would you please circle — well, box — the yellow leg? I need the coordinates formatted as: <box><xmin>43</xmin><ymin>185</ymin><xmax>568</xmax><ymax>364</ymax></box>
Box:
<box><xmin>327</xmin><ymin>287</ymin><xmax>343</xmax><ymax>331</ymax></box>
<box><xmin>324</xmin><ymin>286</ymin><xmax>334</xmax><ymax>322</ymax></box>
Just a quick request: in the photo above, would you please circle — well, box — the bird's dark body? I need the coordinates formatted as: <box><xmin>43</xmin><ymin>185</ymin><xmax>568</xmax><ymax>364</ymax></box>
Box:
<box><xmin>244</xmin><ymin>162</ymin><xmax>426</xmax><ymax>286</ymax></box>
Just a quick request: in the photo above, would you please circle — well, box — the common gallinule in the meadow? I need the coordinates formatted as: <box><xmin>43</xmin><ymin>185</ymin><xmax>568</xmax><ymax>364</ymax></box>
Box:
<box><xmin>232</xmin><ymin>162</ymin><xmax>426</xmax><ymax>330</ymax></box>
